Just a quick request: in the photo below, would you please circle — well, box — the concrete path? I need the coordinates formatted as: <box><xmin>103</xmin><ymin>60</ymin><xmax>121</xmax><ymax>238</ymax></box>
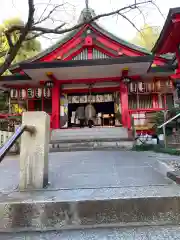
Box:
<box><xmin>0</xmin><ymin>151</ymin><xmax>173</xmax><ymax>193</ymax></box>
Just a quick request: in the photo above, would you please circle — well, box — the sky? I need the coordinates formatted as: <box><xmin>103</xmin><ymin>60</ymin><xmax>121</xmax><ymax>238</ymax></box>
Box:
<box><xmin>0</xmin><ymin>0</ymin><xmax>179</xmax><ymax>49</ymax></box>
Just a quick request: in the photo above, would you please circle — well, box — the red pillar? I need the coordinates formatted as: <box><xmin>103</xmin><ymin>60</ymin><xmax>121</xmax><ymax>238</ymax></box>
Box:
<box><xmin>153</xmin><ymin>94</ymin><xmax>158</xmax><ymax>108</ymax></box>
<box><xmin>52</xmin><ymin>81</ymin><xmax>60</xmax><ymax>129</ymax></box>
<box><xmin>120</xmin><ymin>81</ymin><xmax>129</xmax><ymax>128</ymax></box>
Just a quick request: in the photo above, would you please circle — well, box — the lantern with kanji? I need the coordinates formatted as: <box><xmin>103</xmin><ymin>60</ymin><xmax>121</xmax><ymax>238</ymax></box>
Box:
<box><xmin>35</xmin><ymin>88</ymin><xmax>42</xmax><ymax>98</ymax></box>
<box><xmin>27</xmin><ymin>88</ymin><xmax>34</xmax><ymax>98</ymax></box>
<box><xmin>10</xmin><ymin>89</ymin><xmax>18</xmax><ymax>99</ymax></box>
<box><xmin>138</xmin><ymin>82</ymin><xmax>145</xmax><ymax>93</ymax></box>
<box><xmin>19</xmin><ymin>89</ymin><xmax>26</xmax><ymax>99</ymax></box>
<box><xmin>43</xmin><ymin>88</ymin><xmax>51</xmax><ymax>98</ymax></box>
<box><xmin>129</xmin><ymin>82</ymin><xmax>137</xmax><ymax>93</ymax></box>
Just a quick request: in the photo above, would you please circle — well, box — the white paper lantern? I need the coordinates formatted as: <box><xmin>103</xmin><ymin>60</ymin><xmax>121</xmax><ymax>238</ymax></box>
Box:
<box><xmin>129</xmin><ymin>82</ymin><xmax>137</xmax><ymax>93</ymax></box>
<box><xmin>138</xmin><ymin>82</ymin><xmax>145</xmax><ymax>92</ymax></box>
<box><xmin>43</xmin><ymin>88</ymin><xmax>51</xmax><ymax>98</ymax></box>
<box><xmin>147</xmin><ymin>83</ymin><xmax>152</xmax><ymax>92</ymax></box>
<box><xmin>19</xmin><ymin>89</ymin><xmax>26</xmax><ymax>99</ymax></box>
<box><xmin>10</xmin><ymin>89</ymin><xmax>18</xmax><ymax>99</ymax></box>
<box><xmin>35</xmin><ymin>88</ymin><xmax>42</xmax><ymax>98</ymax></box>
<box><xmin>27</xmin><ymin>88</ymin><xmax>34</xmax><ymax>98</ymax></box>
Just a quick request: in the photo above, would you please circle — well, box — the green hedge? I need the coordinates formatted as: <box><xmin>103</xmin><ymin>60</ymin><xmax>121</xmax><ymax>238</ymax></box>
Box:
<box><xmin>132</xmin><ymin>144</ymin><xmax>180</xmax><ymax>156</ymax></box>
<box><xmin>132</xmin><ymin>144</ymin><xmax>155</xmax><ymax>151</ymax></box>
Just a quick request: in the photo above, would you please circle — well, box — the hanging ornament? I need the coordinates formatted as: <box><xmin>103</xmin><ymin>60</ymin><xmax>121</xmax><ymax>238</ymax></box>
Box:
<box><xmin>35</xmin><ymin>88</ymin><xmax>42</xmax><ymax>98</ymax></box>
<box><xmin>44</xmin><ymin>81</ymin><xmax>54</xmax><ymax>88</ymax></box>
<box><xmin>43</xmin><ymin>88</ymin><xmax>51</xmax><ymax>98</ymax></box>
<box><xmin>129</xmin><ymin>82</ymin><xmax>137</xmax><ymax>93</ymax></box>
<box><xmin>122</xmin><ymin>77</ymin><xmax>131</xmax><ymax>85</ymax></box>
<box><xmin>155</xmin><ymin>80</ymin><xmax>161</xmax><ymax>92</ymax></box>
<box><xmin>22</xmin><ymin>89</ymin><xmax>26</xmax><ymax>99</ymax></box>
<box><xmin>27</xmin><ymin>88</ymin><xmax>34</xmax><ymax>98</ymax></box>
<box><xmin>10</xmin><ymin>89</ymin><xmax>18</xmax><ymax>99</ymax></box>
<box><xmin>166</xmin><ymin>79</ymin><xmax>173</xmax><ymax>88</ymax></box>
<box><xmin>138</xmin><ymin>82</ymin><xmax>145</xmax><ymax>92</ymax></box>
<box><xmin>147</xmin><ymin>82</ymin><xmax>152</xmax><ymax>92</ymax></box>
<box><xmin>19</xmin><ymin>89</ymin><xmax>26</xmax><ymax>99</ymax></box>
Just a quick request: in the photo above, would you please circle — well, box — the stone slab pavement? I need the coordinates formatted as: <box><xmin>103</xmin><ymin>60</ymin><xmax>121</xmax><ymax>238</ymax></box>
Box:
<box><xmin>0</xmin><ymin>150</ymin><xmax>174</xmax><ymax>193</ymax></box>
<box><xmin>1</xmin><ymin>225</ymin><xmax>180</xmax><ymax>239</ymax></box>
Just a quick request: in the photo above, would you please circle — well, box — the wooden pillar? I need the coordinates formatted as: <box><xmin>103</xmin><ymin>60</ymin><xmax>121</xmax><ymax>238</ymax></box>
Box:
<box><xmin>120</xmin><ymin>82</ymin><xmax>129</xmax><ymax>128</ymax></box>
<box><xmin>52</xmin><ymin>81</ymin><xmax>60</xmax><ymax>129</ymax></box>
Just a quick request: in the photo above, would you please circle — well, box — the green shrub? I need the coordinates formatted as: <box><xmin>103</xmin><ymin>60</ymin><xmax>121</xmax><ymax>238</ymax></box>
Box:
<box><xmin>132</xmin><ymin>144</ymin><xmax>155</xmax><ymax>151</ymax></box>
<box><xmin>132</xmin><ymin>144</ymin><xmax>180</xmax><ymax>155</ymax></box>
<box><xmin>154</xmin><ymin>147</ymin><xmax>180</xmax><ymax>156</ymax></box>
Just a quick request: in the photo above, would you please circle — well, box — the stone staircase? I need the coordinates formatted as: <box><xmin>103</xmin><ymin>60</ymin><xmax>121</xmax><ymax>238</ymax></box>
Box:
<box><xmin>1</xmin><ymin>184</ymin><xmax>180</xmax><ymax>237</ymax></box>
<box><xmin>50</xmin><ymin>127</ymin><xmax>133</xmax><ymax>152</ymax></box>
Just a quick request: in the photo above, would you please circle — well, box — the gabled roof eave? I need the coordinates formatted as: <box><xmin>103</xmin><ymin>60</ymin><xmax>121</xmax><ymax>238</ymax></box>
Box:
<box><xmin>152</xmin><ymin>7</ymin><xmax>180</xmax><ymax>54</ymax></box>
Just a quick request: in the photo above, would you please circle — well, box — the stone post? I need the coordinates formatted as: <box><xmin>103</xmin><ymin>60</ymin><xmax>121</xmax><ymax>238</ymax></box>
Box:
<box><xmin>19</xmin><ymin>111</ymin><xmax>50</xmax><ymax>190</ymax></box>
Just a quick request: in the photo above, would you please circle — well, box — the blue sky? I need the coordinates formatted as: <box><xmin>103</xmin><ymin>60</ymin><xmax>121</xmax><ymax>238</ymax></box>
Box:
<box><xmin>0</xmin><ymin>0</ymin><xmax>179</xmax><ymax>49</ymax></box>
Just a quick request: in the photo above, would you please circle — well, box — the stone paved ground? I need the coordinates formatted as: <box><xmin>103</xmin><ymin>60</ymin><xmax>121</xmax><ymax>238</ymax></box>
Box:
<box><xmin>0</xmin><ymin>151</ymin><xmax>179</xmax><ymax>239</ymax></box>
<box><xmin>0</xmin><ymin>150</ymin><xmax>174</xmax><ymax>193</ymax></box>
<box><xmin>147</xmin><ymin>151</ymin><xmax>180</xmax><ymax>170</ymax></box>
<box><xmin>1</xmin><ymin>225</ymin><xmax>180</xmax><ymax>239</ymax></box>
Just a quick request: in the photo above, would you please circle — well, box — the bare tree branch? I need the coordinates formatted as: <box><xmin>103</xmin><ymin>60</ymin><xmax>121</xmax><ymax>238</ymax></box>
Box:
<box><xmin>35</xmin><ymin>3</ymin><xmax>67</xmax><ymax>25</ymax></box>
<box><xmin>5</xmin><ymin>32</ymin><xmax>14</xmax><ymax>49</ymax></box>
<box><xmin>26</xmin><ymin>1</ymin><xmax>151</xmax><ymax>41</ymax></box>
<box><xmin>118</xmin><ymin>12</ymin><xmax>142</xmax><ymax>37</ymax></box>
<box><xmin>151</xmin><ymin>0</ymin><xmax>165</xmax><ymax>20</ymax></box>
<box><xmin>34</xmin><ymin>4</ymin><xmax>64</xmax><ymax>25</ymax></box>
<box><xmin>133</xmin><ymin>6</ymin><xmax>146</xmax><ymax>26</ymax></box>
<box><xmin>37</xmin><ymin>0</ymin><xmax>52</xmax><ymax>23</ymax></box>
<box><xmin>0</xmin><ymin>0</ymin><xmax>153</xmax><ymax>76</ymax></box>
<box><xmin>7</xmin><ymin>1</ymin><xmax>152</xmax><ymax>35</ymax></box>
<box><xmin>0</xmin><ymin>0</ymin><xmax>35</xmax><ymax>76</ymax></box>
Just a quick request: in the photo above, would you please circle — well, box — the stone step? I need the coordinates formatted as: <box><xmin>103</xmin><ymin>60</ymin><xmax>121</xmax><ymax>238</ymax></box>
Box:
<box><xmin>0</xmin><ymin>185</ymin><xmax>180</xmax><ymax>232</ymax></box>
<box><xmin>49</xmin><ymin>140</ymin><xmax>133</xmax><ymax>152</ymax></box>
<box><xmin>50</xmin><ymin>137</ymin><xmax>132</xmax><ymax>144</ymax></box>
<box><xmin>51</xmin><ymin>127</ymin><xmax>128</xmax><ymax>141</ymax></box>
<box><xmin>1</xmin><ymin>225</ymin><xmax>180</xmax><ymax>239</ymax></box>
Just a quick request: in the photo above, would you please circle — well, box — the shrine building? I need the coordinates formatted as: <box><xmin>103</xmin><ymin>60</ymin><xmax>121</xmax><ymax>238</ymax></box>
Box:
<box><xmin>0</xmin><ymin>7</ymin><xmax>179</xmax><ymax>132</ymax></box>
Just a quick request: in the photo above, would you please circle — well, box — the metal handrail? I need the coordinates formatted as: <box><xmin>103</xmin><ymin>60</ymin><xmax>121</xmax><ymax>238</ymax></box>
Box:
<box><xmin>158</xmin><ymin>112</ymin><xmax>180</xmax><ymax>129</ymax></box>
<box><xmin>0</xmin><ymin>125</ymin><xmax>35</xmax><ymax>163</ymax></box>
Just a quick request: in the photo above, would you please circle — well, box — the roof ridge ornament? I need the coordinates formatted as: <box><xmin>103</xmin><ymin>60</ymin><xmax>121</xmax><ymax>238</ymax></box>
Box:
<box><xmin>85</xmin><ymin>0</ymin><xmax>89</xmax><ymax>9</ymax></box>
<box><xmin>78</xmin><ymin>1</ymin><xmax>96</xmax><ymax>23</ymax></box>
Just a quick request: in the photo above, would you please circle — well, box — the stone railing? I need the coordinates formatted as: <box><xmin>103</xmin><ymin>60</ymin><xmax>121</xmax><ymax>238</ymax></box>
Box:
<box><xmin>0</xmin><ymin>111</ymin><xmax>50</xmax><ymax>190</ymax></box>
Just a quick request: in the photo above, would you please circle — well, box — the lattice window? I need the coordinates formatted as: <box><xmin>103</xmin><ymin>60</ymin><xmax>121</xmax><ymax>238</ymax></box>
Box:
<box><xmin>138</xmin><ymin>95</ymin><xmax>153</xmax><ymax>109</ymax></box>
<box><xmin>92</xmin><ymin>49</ymin><xmax>110</xmax><ymax>59</ymax></box>
<box><xmin>128</xmin><ymin>95</ymin><xmax>137</xmax><ymax>109</ymax></box>
<box><xmin>128</xmin><ymin>95</ymin><xmax>153</xmax><ymax>109</ymax></box>
<box><xmin>72</xmin><ymin>48</ymin><xmax>88</xmax><ymax>60</ymax></box>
